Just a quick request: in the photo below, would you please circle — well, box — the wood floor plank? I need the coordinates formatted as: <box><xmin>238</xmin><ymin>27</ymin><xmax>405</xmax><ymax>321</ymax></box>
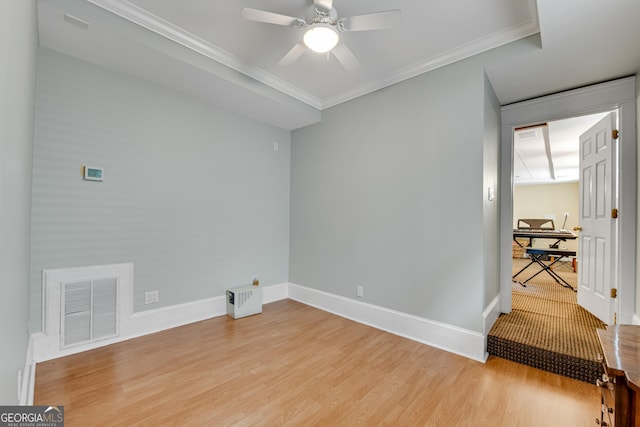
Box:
<box><xmin>35</xmin><ymin>299</ymin><xmax>600</xmax><ymax>426</ymax></box>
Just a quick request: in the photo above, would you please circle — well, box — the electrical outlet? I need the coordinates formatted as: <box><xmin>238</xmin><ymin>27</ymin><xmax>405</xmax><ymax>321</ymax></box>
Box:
<box><xmin>356</xmin><ymin>286</ymin><xmax>364</xmax><ymax>298</ymax></box>
<box><xmin>144</xmin><ymin>290</ymin><xmax>159</xmax><ymax>304</ymax></box>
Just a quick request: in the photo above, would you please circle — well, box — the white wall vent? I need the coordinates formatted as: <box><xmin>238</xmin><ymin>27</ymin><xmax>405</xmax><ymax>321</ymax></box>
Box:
<box><xmin>226</xmin><ymin>285</ymin><xmax>262</xmax><ymax>319</ymax></box>
<box><xmin>62</xmin><ymin>278</ymin><xmax>118</xmax><ymax>348</ymax></box>
<box><xmin>43</xmin><ymin>263</ymin><xmax>133</xmax><ymax>353</ymax></box>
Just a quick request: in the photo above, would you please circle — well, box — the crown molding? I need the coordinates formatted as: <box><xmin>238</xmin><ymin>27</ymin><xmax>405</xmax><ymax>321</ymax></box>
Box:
<box><xmin>321</xmin><ymin>18</ymin><xmax>540</xmax><ymax>109</ymax></box>
<box><xmin>87</xmin><ymin>0</ymin><xmax>539</xmax><ymax>112</ymax></box>
<box><xmin>87</xmin><ymin>0</ymin><xmax>323</xmax><ymax>109</ymax></box>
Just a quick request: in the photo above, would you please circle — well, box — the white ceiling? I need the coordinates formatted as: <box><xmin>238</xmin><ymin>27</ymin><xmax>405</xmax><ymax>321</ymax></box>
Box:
<box><xmin>487</xmin><ymin>0</ymin><xmax>640</xmax><ymax>105</ymax></box>
<box><xmin>513</xmin><ymin>112</ymin><xmax>610</xmax><ymax>185</ymax></box>
<box><xmin>37</xmin><ymin>0</ymin><xmax>640</xmax><ymax>130</ymax></box>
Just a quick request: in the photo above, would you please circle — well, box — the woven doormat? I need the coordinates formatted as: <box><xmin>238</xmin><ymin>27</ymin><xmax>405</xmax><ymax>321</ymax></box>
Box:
<box><xmin>488</xmin><ymin>262</ymin><xmax>607</xmax><ymax>383</ymax></box>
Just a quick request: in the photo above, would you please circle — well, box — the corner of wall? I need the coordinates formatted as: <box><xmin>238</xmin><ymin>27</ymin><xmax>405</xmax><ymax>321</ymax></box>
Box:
<box><xmin>483</xmin><ymin>294</ymin><xmax>501</xmax><ymax>335</ymax></box>
<box><xmin>0</xmin><ymin>0</ymin><xmax>37</xmax><ymax>405</ymax></box>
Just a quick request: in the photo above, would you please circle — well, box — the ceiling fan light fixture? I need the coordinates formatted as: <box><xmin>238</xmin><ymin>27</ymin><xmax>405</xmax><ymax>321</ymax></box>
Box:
<box><xmin>303</xmin><ymin>25</ymin><xmax>339</xmax><ymax>53</ymax></box>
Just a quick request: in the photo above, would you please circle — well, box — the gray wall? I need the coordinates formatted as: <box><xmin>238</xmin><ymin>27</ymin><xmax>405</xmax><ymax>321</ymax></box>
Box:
<box><xmin>289</xmin><ymin>40</ymin><xmax>531</xmax><ymax>332</ymax></box>
<box><xmin>290</xmin><ymin>54</ymin><xmax>490</xmax><ymax>332</ymax></box>
<box><xmin>30</xmin><ymin>49</ymin><xmax>291</xmax><ymax>332</ymax></box>
<box><xmin>0</xmin><ymin>0</ymin><xmax>37</xmax><ymax>404</ymax></box>
<box><xmin>483</xmin><ymin>73</ymin><xmax>501</xmax><ymax>308</ymax></box>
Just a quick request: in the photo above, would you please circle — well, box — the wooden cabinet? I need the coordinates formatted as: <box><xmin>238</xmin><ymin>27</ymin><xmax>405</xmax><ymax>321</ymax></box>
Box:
<box><xmin>597</xmin><ymin>326</ymin><xmax>640</xmax><ymax>427</ymax></box>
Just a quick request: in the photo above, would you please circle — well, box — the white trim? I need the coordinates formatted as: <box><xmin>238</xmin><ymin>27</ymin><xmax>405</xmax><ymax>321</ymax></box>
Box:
<box><xmin>632</xmin><ymin>314</ymin><xmax>640</xmax><ymax>325</ymax></box>
<box><xmin>19</xmin><ymin>334</ymin><xmax>36</xmax><ymax>405</ymax></box>
<box><xmin>32</xmin><ymin>282</ymin><xmax>289</xmax><ymax>363</ymax></box>
<box><xmin>26</xmin><ymin>283</ymin><xmax>285</xmax><ymax>401</ymax></box>
<box><xmin>500</xmin><ymin>76</ymin><xmax>636</xmax><ymax>323</ymax></box>
<box><xmin>27</xmin><ymin>282</ymin><xmax>491</xmax><ymax>400</ymax></box>
<box><xmin>87</xmin><ymin>0</ymin><xmax>538</xmax><ymax>112</ymax></box>
<box><xmin>86</xmin><ymin>0</ymin><xmax>322</xmax><ymax>109</ymax></box>
<box><xmin>262</xmin><ymin>282</ymin><xmax>289</xmax><ymax>304</ymax></box>
<box><xmin>322</xmin><ymin>19</ymin><xmax>539</xmax><ymax>109</ymax></box>
<box><xmin>502</xmin><ymin>77</ymin><xmax>636</xmax><ymax>124</ymax></box>
<box><xmin>32</xmin><ymin>282</ymin><xmax>488</xmax><ymax>363</ymax></box>
<box><xmin>288</xmin><ymin>283</ymin><xmax>487</xmax><ymax>362</ymax></box>
<box><xmin>42</xmin><ymin>263</ymin><xmax>134</xmax><ymax>339</ymax></box>
<box><xmin>482</xmin><ymin>295</ymin><xmax>501</xmax><ymax>361</ymax></box>
<box><xmin>483</xmin><ymin>294</ymin><xmax>501</xmax><ymax>335</ymax></box>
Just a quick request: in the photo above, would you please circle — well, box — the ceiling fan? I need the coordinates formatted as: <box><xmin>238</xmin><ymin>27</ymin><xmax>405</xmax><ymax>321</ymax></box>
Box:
<box><xmin>241</xmin><ymin>0</ymin><xmax>402</xmax><ymax>71</ymax></box>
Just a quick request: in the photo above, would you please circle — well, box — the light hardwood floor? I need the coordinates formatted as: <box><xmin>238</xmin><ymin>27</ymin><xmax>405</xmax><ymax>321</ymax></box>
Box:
<box><xmin>35</xmin><ymin>299</ymin><xmax>600</xmax><ymax>426</ymax></box>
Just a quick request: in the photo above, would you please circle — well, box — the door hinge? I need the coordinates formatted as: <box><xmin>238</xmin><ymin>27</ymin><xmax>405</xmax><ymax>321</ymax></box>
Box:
<box><xmin>614</xmin><ymin>312</ymin><xmax>617</xmax><ymax>325</ymax></box>
<box><xmin>610</xmin><ymin>288</ymin><xmax>617</xmax><ymax>299</ymax></box>
<box><xmin>612</xmin><ymin>129</ymin><xmax>619</xmax><ymax>139</ymax></box>
<box><xmin>612</xmin><ymin>208</ymin><xmax>618</xmax><ymax>219</ymax></box>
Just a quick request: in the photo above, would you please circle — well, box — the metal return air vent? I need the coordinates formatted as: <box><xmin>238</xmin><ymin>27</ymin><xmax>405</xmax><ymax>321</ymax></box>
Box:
<box><xmin>62</xmin><ymin>278</ymin><xmax>118</xmax><ymax>348</ymax></box>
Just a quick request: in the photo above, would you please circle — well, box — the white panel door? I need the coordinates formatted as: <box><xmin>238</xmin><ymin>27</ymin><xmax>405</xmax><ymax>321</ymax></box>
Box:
<box><xmin>577</xmin><ymin>112</ymin><xmax>617</xmax><ymax>324</ymax></box>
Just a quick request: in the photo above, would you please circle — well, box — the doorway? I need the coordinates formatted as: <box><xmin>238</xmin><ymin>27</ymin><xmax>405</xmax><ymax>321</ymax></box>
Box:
<box><xmin>499</xmin><ymin>77</ymin><xmax>636</xmax><ymax>324</ymax></box>
<box><xmin>489</xmin><ymin>78</ymin><xmax>636</xmax><ymax>382</ymax></box>
<box><xmin>493</xmin><ymin>112</ymin><xmax>614</xmax><ymax>382</ymax></box>
<box><xmin>512</xmin><ymin>112</ymin><xmax>612</xmax><ymax>319</ymax></box>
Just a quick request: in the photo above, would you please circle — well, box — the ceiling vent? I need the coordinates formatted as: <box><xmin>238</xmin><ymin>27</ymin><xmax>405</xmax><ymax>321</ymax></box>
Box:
<box><xmin>518</xmin><ymin>129</ymin><xmax>537</xmax><ymax>139</ymax></box>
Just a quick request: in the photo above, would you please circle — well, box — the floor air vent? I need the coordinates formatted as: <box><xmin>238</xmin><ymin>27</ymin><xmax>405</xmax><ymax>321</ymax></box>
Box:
<box><xmin>62</xmin><ymin>278</ymin><xmax>118</xmax><ymax>348</ymax></box>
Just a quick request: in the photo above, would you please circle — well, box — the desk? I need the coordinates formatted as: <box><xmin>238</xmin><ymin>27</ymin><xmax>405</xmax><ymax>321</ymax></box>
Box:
<box><xmin>512</xmin><ymin>230</ymin><xmax>577</xmax><ymax>290</ymax></box>
<box><xmin>597</xmin><ymin>326</ymin><xmax>640</xmax><ymax>427</ymax></box>
<box><xmin>513</xmin><ymin>229</ymin><xmax>577</xmax><ymax>247</ymax></box>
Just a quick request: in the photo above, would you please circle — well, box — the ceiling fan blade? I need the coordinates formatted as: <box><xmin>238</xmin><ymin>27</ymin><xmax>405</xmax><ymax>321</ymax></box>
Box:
<box><xmin>314</xmin><ymin>0</ymin><xmax>333</xmax><ymax>12</ymax></box>
<box><xmin>338</xmin><ymin>10</ymin><xmax>402</xmax><ymax>32</ymax></box>
<box><xmin>331</xmin><ymin>43</ymin><xmax>360</xmax><ymax>71</ymax></box>
<box><xmin>241</xmin><ymin>8</ymin><xmax>304</xmax><ymax>27</ymax></box>
<box><xmin>278</xmin><ymin>42</ymin><xmax>307</xmax><ymax>67</ymax></box>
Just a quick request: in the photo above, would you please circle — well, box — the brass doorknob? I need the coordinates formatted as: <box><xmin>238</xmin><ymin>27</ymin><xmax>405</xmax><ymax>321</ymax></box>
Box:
<box><xmin>573</xmin><ymin>226</ymin><xmax>582</xmax><ymax>232</ymax></box>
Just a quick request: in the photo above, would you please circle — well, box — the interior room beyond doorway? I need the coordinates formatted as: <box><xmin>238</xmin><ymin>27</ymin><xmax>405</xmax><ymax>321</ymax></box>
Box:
<box><xmin>512</xmin><ymin>111</ymin><xmax>612</xmax><ymax>313</ymax></box>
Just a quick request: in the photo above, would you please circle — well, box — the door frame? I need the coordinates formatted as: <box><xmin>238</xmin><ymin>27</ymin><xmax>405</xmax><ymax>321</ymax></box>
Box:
<box><xmin>499</xmin><ymin>76</ymin><xmax>636</xmax><ymax>324</ymax></box>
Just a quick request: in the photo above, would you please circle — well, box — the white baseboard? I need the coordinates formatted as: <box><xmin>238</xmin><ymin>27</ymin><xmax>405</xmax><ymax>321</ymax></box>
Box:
<box><xmin>482</xmin><ymin>294</ymin><xmax>501</xmax><ymax>361</ymax></box>
<box><xmin>483</xmin><ymin>294</ymin><xmax>501</xmax><ymax>334</ymax></box>
<box><xmin>263</xmin><ymin>282</ymin><xmax>289</xmax><ymax>304</ymax></box>
<box><xmin>632</xmin><ymin>314</ymin><xmax>640</xmax><ymax>325</ymax></box>
<box><xmin>31</xmin><ymin>282</ymin><xmax>289</xmax><ymax>363</ymax></box>
<box><xmin>26</xmin><ymin>282</ymin><xmax>289</xmax><ymax>405</ymax></box>
<box><xmin>288</xmin><ymin>283</ymin><xmax>487</xmax><ymax>362</ymax></box>
<box><xmin>27</xmin><ymin>281</ymin><xmax>490</xmax><ymax>402</ymax></box>
<box><xmin>19</xmin><ymin>334</ymin><xmax>36</xmax><ymax>405</ymax></box>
